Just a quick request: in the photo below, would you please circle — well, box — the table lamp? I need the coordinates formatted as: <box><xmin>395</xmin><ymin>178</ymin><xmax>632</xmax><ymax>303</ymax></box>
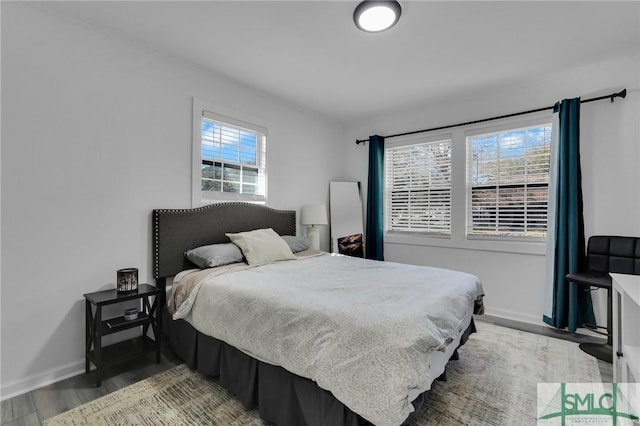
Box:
<box><xmin>300</xmin><ymin>204</ymin><xmax>328</xmax><ymax>250</ymax></box>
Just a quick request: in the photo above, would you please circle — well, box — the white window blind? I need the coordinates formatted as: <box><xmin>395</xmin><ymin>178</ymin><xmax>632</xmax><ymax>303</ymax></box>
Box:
<box><xmin>385</xmin><ymin>139</ymin><xmax>452</xmax><ymax>235</ymax></box>
<box><xmin>467</xmin><ymin>124</ymin><xmax>551</xmax><ymax>238</ymax></box>
<box><xmin>200</xmin><ymin>111</ymin><xmax>267</xmax><ymax>203</ymax></box>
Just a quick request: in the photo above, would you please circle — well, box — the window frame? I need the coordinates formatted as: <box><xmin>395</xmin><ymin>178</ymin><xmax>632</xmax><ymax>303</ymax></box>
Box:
<box><xmin>192</xmin><ymin>98</ymin><xmax>268</xmax><ymax>207</ymax></box>
<box><xmin>465</xmin><ymin>119</ymin><xmax>552</xmax><ymax>242</ymax></box>
<box><xmin>384</xmin><ymin>132</ymin><xmax>453</xmax><ymax>238</ymax></box>
<box><xmin>383</xmin><ymin>114</ymin><xmax>552</xmax><ymax>256</ymax></box>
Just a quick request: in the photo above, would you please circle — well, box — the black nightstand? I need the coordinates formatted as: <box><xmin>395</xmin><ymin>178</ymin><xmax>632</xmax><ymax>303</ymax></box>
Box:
<box><xmin>84</xmin><ymin>284</ymin><xmax>162</xmax><ymax>386</ymax></box>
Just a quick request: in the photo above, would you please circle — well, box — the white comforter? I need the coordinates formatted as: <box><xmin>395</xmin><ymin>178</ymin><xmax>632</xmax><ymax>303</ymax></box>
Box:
<box><xmin>173</xmin><ymin>253</ymin><xmax>483</xmax><ymax>426</ymax></box>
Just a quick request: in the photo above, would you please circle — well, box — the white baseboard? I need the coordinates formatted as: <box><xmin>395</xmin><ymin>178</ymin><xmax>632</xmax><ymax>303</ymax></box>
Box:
<box><xmin>1</xmin><ymin>359</ymin><xmax>84</xmax><ymax>401</ymax></box>
<box><xmin>480</xmin><ymin>307</ymin><xmax>606</xmax><ymax>339</ymax></box>
<box><xmin>482</xmin><ymin>306</ymin><xmax>545</xmax><ymax>326</ymax></box>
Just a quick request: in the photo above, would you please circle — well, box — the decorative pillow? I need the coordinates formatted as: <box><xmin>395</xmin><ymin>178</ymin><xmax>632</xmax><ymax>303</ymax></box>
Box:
<box><xmin>281</xmin><ymin>235</ymin><xmax>313</xmax><ymax>253</ymax></box>
<box><xmin>184</xmin><ymin>243</ymin><xmax>244</xmax><ymax>269</ymax></box>
<box><xmin>226</xmin><ymin>228</ymin><xmax>295</xmax><ymax>265</ymax></box>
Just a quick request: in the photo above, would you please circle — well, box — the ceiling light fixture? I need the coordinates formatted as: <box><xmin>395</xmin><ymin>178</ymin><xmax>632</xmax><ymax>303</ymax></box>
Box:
<box><xmin>353</xmin><ymin>1</ymin><xmax>402</xmax><ymax>33</ymax></box>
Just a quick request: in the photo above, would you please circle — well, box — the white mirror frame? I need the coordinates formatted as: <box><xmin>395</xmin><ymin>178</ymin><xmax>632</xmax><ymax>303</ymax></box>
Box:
<box><xmin>329</xmin><ymin>181</ymin><xmax>364</xmax><ymax>256</ymax></box>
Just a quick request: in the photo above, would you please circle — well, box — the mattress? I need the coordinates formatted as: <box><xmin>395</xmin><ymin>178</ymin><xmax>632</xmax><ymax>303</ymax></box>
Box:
<box><xmin>169</xmin><ymin>253</ymin><xmax>483</xmax><ymax>426</ymax></box>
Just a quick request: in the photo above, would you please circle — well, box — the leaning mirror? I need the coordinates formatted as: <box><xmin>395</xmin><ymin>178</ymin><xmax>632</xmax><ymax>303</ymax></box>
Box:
<box><xmin>329</xmin><ymin>181</ymin><xmax>364</xmax><ymax>257</ymax></box>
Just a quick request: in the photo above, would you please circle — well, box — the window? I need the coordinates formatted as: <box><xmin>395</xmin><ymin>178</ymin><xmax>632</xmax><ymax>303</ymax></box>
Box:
<box><xmin>192</xmin><ymin>99</ymin><xmax>267</xmax><ymax>205</ymax></box>
<box><xmin>466</xmin><ymin>123</ymin><xmax>551</xmax><ymax>239</ymax></box>
<box><xmin>385</xmin><ymin>137</ymin><xmax>452</xmax><ymax>235</ymax></box>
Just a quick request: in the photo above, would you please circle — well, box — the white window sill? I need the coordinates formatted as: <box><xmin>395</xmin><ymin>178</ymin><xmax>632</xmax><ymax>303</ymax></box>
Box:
<box><xmin>385</xmin><ymin>232</ymin><xmax>546</xmax><ymax>256</ymax></box>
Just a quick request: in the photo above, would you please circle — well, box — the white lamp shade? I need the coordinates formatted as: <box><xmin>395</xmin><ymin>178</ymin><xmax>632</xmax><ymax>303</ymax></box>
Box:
<box><xmin>300</xmin><ymin>204</ymin><xmax>328</xmax><ymax>226</ymax></box>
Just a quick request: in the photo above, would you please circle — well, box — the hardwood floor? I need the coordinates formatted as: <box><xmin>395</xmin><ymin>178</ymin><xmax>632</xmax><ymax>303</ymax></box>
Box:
<box><xmin>478</xmin><ymin>315</ymin><xmax>614</xmax><ymax>383</ymax></box>
<box><xmin>1</xmin><ymin>347</ymin><xmax>182</xmax><ymax>426</ymax></box>
<box><xmin>1</xmin><ymin>317</ymin><xmax>613</xmax><ymax>425</ymax></box>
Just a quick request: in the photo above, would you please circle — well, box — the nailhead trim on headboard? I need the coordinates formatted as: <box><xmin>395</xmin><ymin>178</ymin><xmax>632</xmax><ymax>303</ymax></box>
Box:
<box><xmin>153</xmin><ymin>210</ymin><xmax>160</xmax><ymax>279</ymax></box>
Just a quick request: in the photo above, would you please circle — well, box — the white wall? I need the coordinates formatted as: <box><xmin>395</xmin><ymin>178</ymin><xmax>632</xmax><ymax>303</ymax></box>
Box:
<box><xmin>0</xmin><ymin>2</ymin><xmax>345</xmax><ymax>398</ymax></box>
<box><xmin>344</xmin><ymin>54</ymin><xmax>640</xmax><ymax>326</ymax></box>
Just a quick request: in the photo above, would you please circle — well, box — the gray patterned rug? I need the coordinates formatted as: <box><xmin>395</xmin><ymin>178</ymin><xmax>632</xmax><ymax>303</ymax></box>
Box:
<box><xmin>44</xmin><ymin>322</ymin><xmax>601</xmax><ymax>425</ymax></box>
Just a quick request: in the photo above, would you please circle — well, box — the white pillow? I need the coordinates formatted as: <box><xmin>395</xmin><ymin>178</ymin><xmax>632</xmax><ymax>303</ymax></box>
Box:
<box><xmin>226</xmin><ymin>228</ymin><xmax>295</xmax><ymax>266</ymax></box>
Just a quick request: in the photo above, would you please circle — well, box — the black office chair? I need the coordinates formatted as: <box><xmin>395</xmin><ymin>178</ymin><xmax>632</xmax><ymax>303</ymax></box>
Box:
<box><xmin>565</xmin><ymin>235</ymin><xmax>640</xmax><ymax>363</ymax></box>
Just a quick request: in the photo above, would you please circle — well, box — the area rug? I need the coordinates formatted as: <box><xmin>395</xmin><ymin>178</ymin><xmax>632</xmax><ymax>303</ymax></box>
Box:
<box><xmin>44</xmin><ymin>322</ymin><xmax>601</xmax><ymax>425</ymax></box>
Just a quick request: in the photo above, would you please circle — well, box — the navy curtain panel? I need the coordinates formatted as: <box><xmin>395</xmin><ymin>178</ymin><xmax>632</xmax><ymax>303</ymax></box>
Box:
<box><xmin>365</xmin><ymin>135</ymin><xmax>385</xmax><ymax>261</ymax></box>
<box><xmin>543</xmin><ymin>98</ymin><xmax>595</xmax><ymax>332</ymax></box>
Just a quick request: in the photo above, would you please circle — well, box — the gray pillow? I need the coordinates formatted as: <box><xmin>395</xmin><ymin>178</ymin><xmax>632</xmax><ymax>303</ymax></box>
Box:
<box><xmin>281</xmin><ymin>235</ymin><xmax>312</xmax><ymax>253</ymax></box>
<box><xmin>185</xmin><ymin>243</ymin><xmax>244</xmax><ymax>269</ymax></box>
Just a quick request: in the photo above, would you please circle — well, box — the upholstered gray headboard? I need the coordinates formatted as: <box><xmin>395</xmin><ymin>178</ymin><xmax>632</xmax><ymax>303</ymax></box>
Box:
<box><xmin>152</xmin><ymin>203</ymin><xmax>296</xmax><ymax>281</ymax></box>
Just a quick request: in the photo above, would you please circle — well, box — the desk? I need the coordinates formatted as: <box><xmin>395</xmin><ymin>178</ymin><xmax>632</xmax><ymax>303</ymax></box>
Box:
<box><xmin>612</xmin><ymin>273</ymin><xmax>640</xmax><ymax>383</ymax></box>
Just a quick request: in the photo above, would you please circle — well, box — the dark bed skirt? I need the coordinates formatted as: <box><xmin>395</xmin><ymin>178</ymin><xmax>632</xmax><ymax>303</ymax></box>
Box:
<box><xmin>163</xmin><ymin>308</ymin><xmax>476</xmax><ymax>426</ymax></box>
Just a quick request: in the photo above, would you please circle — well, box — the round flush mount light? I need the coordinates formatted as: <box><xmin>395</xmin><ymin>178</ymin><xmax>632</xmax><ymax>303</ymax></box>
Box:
<box><xmin>353</xmin><ymin>1</ymin><xmax>402</xmax><ymax>33</ymax></box>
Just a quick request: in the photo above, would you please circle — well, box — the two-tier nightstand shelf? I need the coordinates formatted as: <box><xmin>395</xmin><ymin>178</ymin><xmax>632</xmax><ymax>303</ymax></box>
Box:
<box><xmin>84</xmin><ymin>283</ymin><xmax>162</xmax><ymax>386</ymax></box>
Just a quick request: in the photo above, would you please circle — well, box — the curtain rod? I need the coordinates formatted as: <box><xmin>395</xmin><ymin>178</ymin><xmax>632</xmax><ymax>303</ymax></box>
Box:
<box><xmin>355</xmin><ymin>89</ymin><xmax>627</xmax><ymax>145</ymax></box>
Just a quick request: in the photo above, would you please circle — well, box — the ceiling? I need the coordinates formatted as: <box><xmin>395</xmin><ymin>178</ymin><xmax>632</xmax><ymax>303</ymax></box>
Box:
<box><xmin>39</xmin><ymin>1</ymin><xmax>639</xmax><ymax>124</ymax></box>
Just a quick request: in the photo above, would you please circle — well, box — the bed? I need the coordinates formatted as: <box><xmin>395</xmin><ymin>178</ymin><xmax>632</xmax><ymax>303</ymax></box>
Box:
<box><xmin>152</xmin><ymin>202</ymin><xmax>484</xmax><ymax>426</ymax></box>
